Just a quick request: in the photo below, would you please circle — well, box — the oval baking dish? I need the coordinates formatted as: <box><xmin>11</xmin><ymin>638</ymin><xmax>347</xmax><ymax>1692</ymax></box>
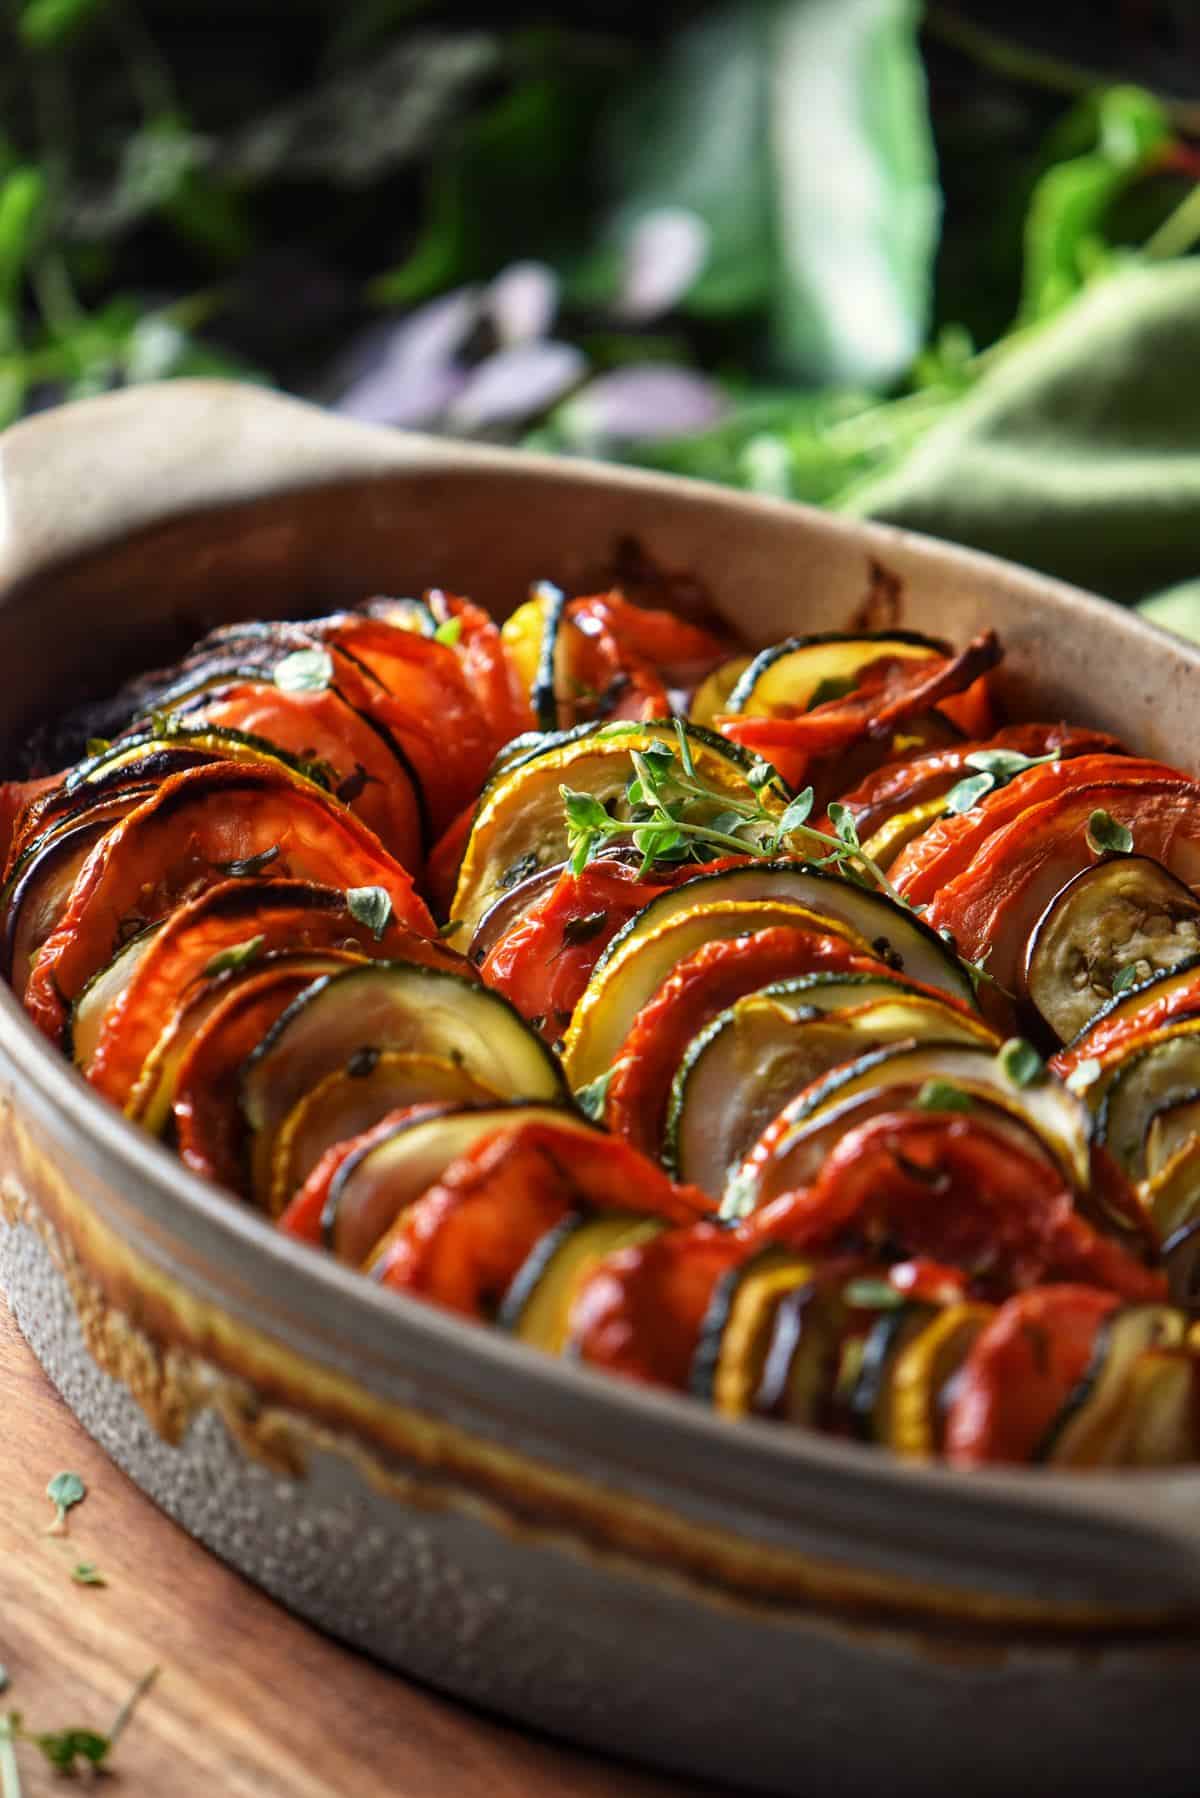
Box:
<box><xmin>1</xmin><ymin>380</ymin><xmax>1199</xmax><ymax>1798</ymax></box>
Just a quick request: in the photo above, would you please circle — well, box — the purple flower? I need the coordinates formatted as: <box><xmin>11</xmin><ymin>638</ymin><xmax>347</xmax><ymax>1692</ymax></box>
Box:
<box><xmin>613</xmin><ymin>208</ymin><xmax>710</xmax><ymax>323</ymax></box>
<box><xmin>561</xmin><ymin>364</ymin><xmax>726</xmax><ymax>445</ymax></box>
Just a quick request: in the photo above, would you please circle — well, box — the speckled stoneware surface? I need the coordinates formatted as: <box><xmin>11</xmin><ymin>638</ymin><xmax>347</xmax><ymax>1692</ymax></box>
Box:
<box><xmin>2</xmin><ymin>381</ymin><xmax>1200</xmax><ymax>1796</ymax></box>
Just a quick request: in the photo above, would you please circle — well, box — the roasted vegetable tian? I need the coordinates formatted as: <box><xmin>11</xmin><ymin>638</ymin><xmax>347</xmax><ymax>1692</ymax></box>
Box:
<box><xmin>7</xmin><ymin>582</ymin><xmax>1200</xmax><ymax>1469</ymax></box>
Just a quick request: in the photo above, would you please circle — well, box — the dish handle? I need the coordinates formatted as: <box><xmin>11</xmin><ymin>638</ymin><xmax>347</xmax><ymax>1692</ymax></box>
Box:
<box><xmin>0</xmin><ymin>378</ymin><xmax>460</xmax><ymax>594</ymax></box>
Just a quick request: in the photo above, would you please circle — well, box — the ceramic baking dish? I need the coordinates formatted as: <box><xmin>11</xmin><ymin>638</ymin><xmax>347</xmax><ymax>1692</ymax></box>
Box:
<box><xmin>1</xmin><ymin>380</ymin><xmax>1198</xmax><ymax>1797</ymax></box>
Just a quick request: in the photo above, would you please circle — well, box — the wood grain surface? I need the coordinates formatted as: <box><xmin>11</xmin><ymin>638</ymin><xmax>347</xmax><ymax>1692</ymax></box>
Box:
<box><xmin>0</xmin><ymin>1299</ymin><xmax>735</xmax><ymax>1798</ymax></box>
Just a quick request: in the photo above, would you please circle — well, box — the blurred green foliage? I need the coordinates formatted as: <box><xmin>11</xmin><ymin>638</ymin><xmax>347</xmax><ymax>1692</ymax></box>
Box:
<box><xmin>0</xmin><ymin>1</ymin><xmax>1198</xmax><ymax>608</ymax></box>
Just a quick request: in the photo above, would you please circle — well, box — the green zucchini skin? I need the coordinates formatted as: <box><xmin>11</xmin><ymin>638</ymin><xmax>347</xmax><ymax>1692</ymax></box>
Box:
<box><xmin>496</xmin><ymin>1211</ymin><xmax>585</xmax><ymax>1333</ymax></box>
<box><xmin>688</xmin><ymin>1250</ymin><xmax>770</xmax><ymax>1403</ymax></box>
<box><xmin>846</xmin><ymin>1304</ymin><xmax>930</xmax><ymax>1443</ymax></box>
<box><xmin>726</xmin><ymin>630</ymin><xmax>948</xmax><ymax>715</ymax></box>
<box><xmin>592</xmin><ymin>861</ymin><xmax>977</xmax><ymax>1012</ymax></box>
<box><xmin>531</xmin><ymin>581</ymin><xmax>568</xmax><ymax>735</ymax></box>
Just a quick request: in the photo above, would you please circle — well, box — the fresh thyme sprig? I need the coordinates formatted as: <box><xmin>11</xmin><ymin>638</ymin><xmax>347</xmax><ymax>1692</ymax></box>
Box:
<box><xmin>943</xmin><ymin>746</ymin><xmax>1061</xmax><ymax>815</ymax></box>
<box><xmin>560</xmin><ymin>721</ymin><xmax>907</xmax><ymax>905</ymax></box>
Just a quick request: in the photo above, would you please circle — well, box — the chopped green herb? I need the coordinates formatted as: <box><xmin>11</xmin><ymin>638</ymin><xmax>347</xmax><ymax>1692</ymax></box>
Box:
<box><xmin>45</xmin><ymin>1471</ymin><xmax>85</xmax><ymax>1535</ymax></box>
<box><xmin>71</xmin><ymin>1563</ymin><xmax>105</xmax><ymax>1587</ymax></box>
<box><xmin>29</xmin><ymin>1726</ymin><xmax>111</xmax><ymax>1774</ymax></box>
<box><xmin>574</xmin><ymin>1068</ymin><xmax>614</xmax><ymax>1122</ymax></box>
<box><xmin>944</xmin><ymin>747</ymin><xmax>1062</xmax><ymax>815</ymax></box>
<box><xmin>843</xmin><ymin>1277</ymin><xmax>905</xmax><ymax>1310</ymax></box>
<box><xmin>274</xmin><ymin>647</ymin><xmax>333</xmax><ymax>694</ymax></box>
<box><xmin>202</xmin><ymin>934</ymin><xmax>265</xmax><ymax>978</ymax></box>
<box><xmin>1086</xmin><ymin>809</ymin><xmax>1134</xmax><ymax>856</ymax></box>
<box><xmin>1111</xmin><ymin>963</ymin><xmax>1140</xmax><ymax>995</ymax></box>
<box><xmin>914</xmin><ymin>1078</ymin><xmax>974</xmax><ymax>1113</ymax></box>
<box><xmin>434</xmin><ymin>615</ymin><xmax>463</xmax><ymax>647</ymax></box>
<box><xmin>213</xmin><ymin>844</ymin><xmax>280</xmax><ymax>878</ymax></box>
<box><xmin>84</xmin><ymin>737</ymin><xmax>110</xmax><ymax>758</ymax></box>
<box><xmin>437</xmin><ymin>918</ymin><xmax>464</xmax><ymax>938</ymax></box>
<box><xmin>998</xmin><ymin>1037</ymin><xmax>1045</xmax><ymax>1088</ymax></box>
<box><xmin>944</xmin><ymin>771</ymin><xmax>994</xmax><ymax>816</ymax></box>
<box><xmin>562</xmin><ymin>909</ymin><xmax>609</xmax><ymax>946</ymax></box>
<box><xmin>345</xmin><ymin>885</ymin><xmax>392</xmax><ymax>940</ymax></box>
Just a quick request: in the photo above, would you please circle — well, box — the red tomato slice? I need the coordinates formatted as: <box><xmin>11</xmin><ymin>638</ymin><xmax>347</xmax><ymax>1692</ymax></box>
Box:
<box><xmin>717</xmin><ymin>633</ymin><xmax>1000</xmax><ymax>789</ymax></box>
<box><xmin>85</xmin><ymin>878</ymin><xmax>459</xmax><ymax>1106</ymax></box>
<box><xmin>936</xmin><ymin>672</ymin><xmax>994</xmax><ymax>738</ymax></box>
<box><xmin>1051</xmin><ymin>966</ymin><xmax>1200</xmax><ymax>1079</ymax></box>
<box><xmin>751</xmin><ymin>1112</ymin><xmax>1165</xmax><ymax>1302</ymax></box>
<box><xmin>568</xmin><ymin>1222</ymin><xmax>746</xmax><ymax>1389</ymax></box>
<box><xmin>0</xmin><ymin>773</ymin><xmax>61</xmax><ymax>872</ymax></box>
<box><xmin>173</xmin><ymin>964</ymin><xmax>333</xmax><ymax>1194</ymax></box>
<box><xmin>175</xmin><ymin>680</ymin><xmax>425</xmax><ymax>869</ymax></box>
<box><xmin>943</xmin><ymin>1285</ymin><xmax>1120</xmax><ymax>1466</ymax></box>
<box><xmin>313</xmin><ymin>616</ymin><xmax>494</xmax><ymax>833</ymax></box>
<box><xmin>479</xmin><ymin>860</ymin><xmax>680</xmax><ymax>1040</ymax></box>
<box><xmin>829</xmin><ymin>724</ymin><xmax>1125</xmax><ymax>842</ymax></box>
<box><xmin>925</xmin><ymin>777</ymin><xmax>1200</xmax><ymax>993</ymax></box>
<box><xmin>429</xmin><ymin>591</ymin><xmax>534</xmax><ymax>744</ymax></box>
<box><xmin>568</xmin><ymin>591</ymin><xmax>727</xmax><ymax>677</ymax></box>
<box><xmin>604</xmin><ymin>926</ymin><xmax>907</xmax><ymax>1156</ymax></box>
<box><xmin>369</xmin><ymin>1120</ymin><xmax>711</xmax><ymax>1313</ymax></box>
<box><xmin>426</xmin><ymin>802</ymin><xmax>477</xmax><ymax>921</ymax></box>
<box><xmin>24</xmin><ymin>761</ymin><xmax>435</xmax><ymax>1042</ymax></box>
<box><xmin>892</xmin><ymin>755</ymin><xmax>1182</xmax><ymax>906</ymax></box>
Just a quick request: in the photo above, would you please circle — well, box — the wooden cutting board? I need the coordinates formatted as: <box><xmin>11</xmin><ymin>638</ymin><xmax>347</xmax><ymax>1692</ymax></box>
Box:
<box><xmin>0</xmin><ymin>1300</ymin><xmax>738</xmax><ymax>1798</ymax></box>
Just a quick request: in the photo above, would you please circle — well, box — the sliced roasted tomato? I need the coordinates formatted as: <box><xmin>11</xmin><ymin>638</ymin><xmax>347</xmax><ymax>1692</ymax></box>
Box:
<box><xmin>923</xmin><ymin>775</ymin><xmax>1200</xmax><ymax>994</ymax></box>
<box><xmin>0</xmin><ymin>773</ymin><xmax>59</xmax><ymax>869</ymax></box>
<box><xmin>24</xmin><ymin>761</ymin><xmax>436</xmax><ymax>1042</ymax></box>
<box><xmin>171</xmin><ymin>679</ymin><xmax>426</xmax><ymax>867</ymax></box>
<box><xmin>1052</xmin><ymin>957</ymin><xmax>1200</xmax><ymax>1081</ymax></box>
<box><xmin>568</xmin><ymin>1221</ymin><xmax>749</xmax><ymax>1389</ymax></box>
<box><xmin>308</xmin><ymin>614</ymin><xmax>495</xmax><ymax>832</ymax></box>
<box><xmin>605</xmin><ymin>928</ymin><xmax>894</xmax><ymax>1155</ymax></box>
<box><xmin>368</xmin><ymin>1118</ymin><xmax>711</xmax><ymax>1315</ymax></box>
<box><xmin>892</xmin><ymin>755</ymin><xmax>1189</xmax><ymax>908</ymax></box>
<box><xmin>716</xmin><ymin>633</ymin><xmax>1001</xmax><ymax>789</ymax></box>
<box><xmin>942</xmin><ymin>1285</ymin><xmax>1121</xmax><ymax>1466</ymax></box>
<box><xmin>173</xmin><ymin>962</ymin><xmax>341</xmax><ymax>1195</ymax></box>
<box><xmin>421</xmin><ymin>590</ymin><xmax>533</xmax><ymax>744</ymax></box>
<box><xmin>828</xmin><ymin>723</ymin><xmax>1125</xmax><ymax>844</ymax></box>
<box><xmin>427</xmin><ymin>803</ymin><xmax>477</xmax><ymax>922</ymax></box>
<box><xmin>82</xmin><ymin>878</ymin><xmax>457</xmax><ymax>1107</ymax></box>
<box><xmin>477</xmin><ymin>857</ymin><xmax>717</xmax><ymax>1040</ymax></box>
<box><xmin>749</xmin><ymin>1112</ymin><xmax>1165</xmax><ymax>1303</ymax></box>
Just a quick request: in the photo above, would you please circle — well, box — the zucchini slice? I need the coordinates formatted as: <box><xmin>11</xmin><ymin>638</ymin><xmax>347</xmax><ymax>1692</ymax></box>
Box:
<box><xmin>563</xmin><ymin>896</ymin><xmax>874</xmax><ymax>1091</ymax></box>
<box><xmin>689</xmin><ymin>656</ymin><xmax>752</xmax><ymax>728</ymax></box>
<box><xmin>1096</xmin><ymin>1024</ymin><xmax>1200</xmax><ymax>1181</ymax></box>
<box><xmin>321</xmin><ymin>1102</ymin><xmax>597</xmax><ymax>1265</ymax></box>
<box><xmin>498</xmin><ymin>1212</ymin><xmax>664</xmax><ymax>1353</ymax></box>
<box><xmin>1145</xmin><ymin>1090</ymin><xmax>1200</xmax><ymax>1182</ymax></box>
<box><xmin>1144</xmin><ymin>1135</ymin><xmax>1200</xmax><ymax>1244</ymax></box>
<box><xmin>1038</xmin><ymin>1305</ymin><xmax>1186</xmax><ymax>1466</ymax></box>
<box><xmin>746</xmin><ymin>1270</ymin><xmax>854</xmax><ymax>1425</ymax></box>
<box><xmin>362</xmin><ymin>596</ymin><xmax>438</xmax><ymax>636</ymax></box>
<box><xmin>451</xmin><ymin>719</ymin><xmax>774</xmax><ymax>939</ymax></box>
<box><xmin>724</xmin><ymin>1041</ymin><xmax>1093</xmax><ymax>1217</ymax></box>
<box><xmin>665</xmin><ymin>988</ymin><xmax>996</xmax><ymax>1193</ymax></box>
<box><xmin>846</xmin><ymin>1303</ymin><xmax>936</xmax><ymax>1444</ymax></box>
<box><xmin>66</xmin><ymin>924</ymin><xmax>164</xmax><ymax>1068</ymax></box>
<box><xmin>1025</xmin><ymin>856</ymin><xmax>1200</xmax><ymax>1044</ymax></box>
<box><xmin>268</xmin><ymin>1050</ymin><xmax>499</xmax><ymax>1215</ymax></box>
<box><xmin>1120</xmin><ymin>1349</ymin><xmax>1200</xmax><ymax>1464</ymax></box>
<box><xmin>859</xmin><ymin>795</ymin><xmax>956</xmax><ymax>874</ymax></box>
<box><xmin>241</xmin><ymin>963</ymin><xmax>568</xmax><ymax>1207</ymax></box>
<box><xmin>726</xmin><ymin>631</ymin><xmax>944</xmax><ymax>716</ymax></box>
<box><xmin>562</xmin><ymin>862</ymin><xmax>976</xmax><ymax>1087</ymax></box>
<box><xmin>66</xmin><ymin>724</ymin><xmax>330</xmax><ymax>798</ymax></box>
<box><xmin>690</xmin><ymin>1249</ymin><xmax>813</xmax><ymax>1408</ymax></box>
<box><xmin>2</xmin><ymin>800</ymin><xmax>146</xmax><ymax>996</ymax></box>
<box><xmin>884</xmin><ymin>1303</ymin><xmax>993</xmax><ymax>1459</ymax></box>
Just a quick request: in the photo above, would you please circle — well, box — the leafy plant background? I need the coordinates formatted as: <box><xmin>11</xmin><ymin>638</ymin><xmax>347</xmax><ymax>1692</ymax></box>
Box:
<box><xmin>3</xmin><ymin>0</ymin><xmax>1200</xmax><ymax>620</ymax></box>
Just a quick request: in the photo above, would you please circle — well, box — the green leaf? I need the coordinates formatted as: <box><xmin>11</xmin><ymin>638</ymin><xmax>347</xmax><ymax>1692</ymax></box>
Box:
<box><xmin>18</xmin><ymin>0</ymin><xmax>106</xmax><ymax>49</ymax></box>
<box><xmin>274</xmin><ymin>648</ymin><xmax>333</xmax><ymax>694</ymax></box>
<box><xmin>1086</xmin><ymin>809</ymin><xmax>1134</xmax><ymax>856</ymax></box>
<box><xmin>71</xmin><ymin>1563</ymin><xmax>105</xmax><ymax>1586</ymax></box>
<box><xmin>434</xmin><ymin>615</ymin><xmax>463</xmax><ymax>647</ymax></box>
<box><xmin>598</xmin><ymin>0</ymin><xmax>938</xmax><ymax>383</ymax></box>
<box><xmin>346</xmin><ymin>885</ymin><xmax>393</xmax><ymax>941</ymax></box>
<box><xmin>202</xmin><ymin>935</ymin><xmax>265</xmax><ymax>979</ymax></box>
<box><xmin>914</xmin><ymin>1078</ymin><xmax>973</xmax><ymax>1114</ymax></box>
<box><xmin>777</xmin><ymin>788</ymin><xmax>815</xmax><ymax>835</ymax></box>
<box><xmin>1019</xmin><ymin>87</ymin><xmax>1171</xmax><ymax>325</ymax></box>
<box><xmin>574</xmin><ymin>1068</ymin><xmax>614</xmax><ymax>1122</ymax></box>
<box><xmin>45</xmin><ymin>1471</ymin><xmax>85</xmax><ymax>1532</ymax></box>
<box><xmin>944</xmin><ymin>771</ymin><xmax>995</xmax><ymax>815</ymax></box>
<box><xmin>806</xmin><ymin>673</ymin><xmax>858</xmax><ymax>710</ymax></box>
<box><xmin>561</xmin><ymin>788</ymin><xmax>610</xmax><ymax>833</ymax></box>
<box><xmin>843</xmin><ymin>1276</ymin><xmax>904</xmax><ymax>1310</ymax></box>
<box><xmin>962</xmin><ymin>748</ymin><xmax>1039</xmax><ymax>779</ymax></box>
<box><xmin>1111</xmin><ymin>964</ymin><xmax>1141</xmax><ymax>996</ymax></box>
<box><xmin>826</xmin><ymin>801</ymin><xmax>860</xmax><ymax>849</ymax></box>
<box><xmin>31</xmin><ymin>1728</ymin><xmax>110</xmax><ymax>1773</ymax></box>
<box><xmin>998</xmin><ymin>1038</ymin><xmax>1045</xmax><ymax>1090</ymax></box>
<box><xmin>851</xmin><ymin>261</ymin><xmax>1200</xmax><ymax>603</ymax></box>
